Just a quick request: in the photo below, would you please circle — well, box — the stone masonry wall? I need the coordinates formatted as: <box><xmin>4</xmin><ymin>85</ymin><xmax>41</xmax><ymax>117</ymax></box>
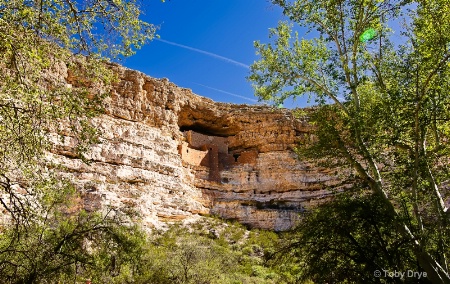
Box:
<box><xmin>48</xmin><ymin>63</ymin><xmax>351</xmax><ymax>230</ymax></box>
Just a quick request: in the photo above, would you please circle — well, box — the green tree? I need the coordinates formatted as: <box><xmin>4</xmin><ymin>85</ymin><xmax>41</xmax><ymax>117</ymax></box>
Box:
<box><xmin>0</xmin><ymin>0</ymin><xmax>156</xmax><ymax>183</ymax></box>
<box><xmin>0</xmin><ymin>0</ymin><xmax>156</xmax><ymax>221</ymax></box>
<box><xmin>250</xmin><ymin>0</ymin><xmax>450</xmax><ymax>282</ymax></box>
<box><xmin>0</xmin><ymin>181</ymin><xmax>150</xmax><ymax>283</ymax></box>
<box><xmin>0</xmin><ymin>0</ymin><xmax>157</xmax><ymax>282</ymax></box>
<box><xmin>280</xmin><ymin>192</ymin><xmax>428</xmax><ymax>283</ymax></box>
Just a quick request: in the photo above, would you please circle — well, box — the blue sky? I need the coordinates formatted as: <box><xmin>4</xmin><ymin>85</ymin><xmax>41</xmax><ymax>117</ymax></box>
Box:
<box><xmin>122</xmin><ymin>0</ymin><xmax>311</xmax><ymax>107</ymax></box>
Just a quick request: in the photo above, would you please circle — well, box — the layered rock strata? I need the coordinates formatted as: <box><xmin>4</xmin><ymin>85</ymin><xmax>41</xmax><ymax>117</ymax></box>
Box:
<box><xmin>51</xmin><ymin>64</ymin><xmax>349</xmax><ymax>230</ymax></box>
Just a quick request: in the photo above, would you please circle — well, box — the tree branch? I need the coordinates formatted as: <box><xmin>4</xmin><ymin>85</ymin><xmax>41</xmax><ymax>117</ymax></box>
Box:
<box><xmin>421</xmin><ymin>51</ymin><xmax>450</xmax><ymax>97</ymax></box>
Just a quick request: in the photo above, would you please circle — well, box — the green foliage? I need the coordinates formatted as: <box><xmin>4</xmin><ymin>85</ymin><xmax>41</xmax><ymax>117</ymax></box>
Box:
<box><xmin>0</xmin><ymin>207</ymin><xmax>311</xmax><ymax>284</ymax></box>
<box><xmin>278</xmin><ymin>192</ymin><xmax>427</xmax><ymax>283</ymax></box>
<box><xmin>0</xmin><ymin>177</ymin><xmax>148</xmax><ymax>284</ymax></box>
<box><xmin>0</xmin><ymin>0</ymin><xmax>156</xmax><ymax>178</ymax></box>
<box><xmin>0</xmin><ymin>0</ymin><xmax>157</xmax><ymax>205</ymax></box>
<box><xmin>251</xmin><ymin>0</ymin><xmax>450</xmax><ymax>282</ymax></box>
<box><xmin>0</xmin><ymin>1</ymin><xmax>157</xmax><ymax>283</ymax></box>
<box><xmin>131</xmin><ymin>219</ymin><xmax>296</xmax><ymax>284</ymax></box>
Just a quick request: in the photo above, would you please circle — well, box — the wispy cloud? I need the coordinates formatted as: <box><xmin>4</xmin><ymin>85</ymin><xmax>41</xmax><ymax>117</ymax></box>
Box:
<box><xmin>155</xmin><ymin>38</ymin><xmax>250</xmax><ymax>69</ymax></box>
<box><xmin>193</xmin><ymin>82</ymin><xmax>258</xmax><ymax>103</ymax></box>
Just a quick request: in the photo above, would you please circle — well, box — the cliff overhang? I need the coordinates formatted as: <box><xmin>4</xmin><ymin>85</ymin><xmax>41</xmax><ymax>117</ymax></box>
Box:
<box><xmin>49</xmin><ymin>64</ymin><xmax>350</xmax><ymax>231</ymax></box>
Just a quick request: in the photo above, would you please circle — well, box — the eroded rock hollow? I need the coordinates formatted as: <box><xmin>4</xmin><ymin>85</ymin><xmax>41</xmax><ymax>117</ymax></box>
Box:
<box><xmin>51</xmin><ymin>64</ymin><xmax>349</xmax><ymax>231</ymax></box>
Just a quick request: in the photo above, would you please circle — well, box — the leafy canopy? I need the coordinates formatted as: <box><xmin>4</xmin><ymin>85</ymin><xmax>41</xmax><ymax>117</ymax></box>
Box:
<box><xmin>0</xmin><ymin>0</ymin><xmax>158</xmax><ymax>282</ymax></box>
<box><xmin>250</xmin><ymin>0</ymin><xmax>450</xmax><ymax>282</ymax></box>
<box><xmin>0</xmin><ymin>0</ymin><xmax>157</xmax><ymax>216</ymax></box>
<box><xmin>0</xmin><ymin>0</ymin><xmax>157</xmax><ymax>172</ymax></box>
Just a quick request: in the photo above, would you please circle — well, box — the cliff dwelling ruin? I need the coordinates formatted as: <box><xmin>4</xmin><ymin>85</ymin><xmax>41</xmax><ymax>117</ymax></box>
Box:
<box><xmin>178</xmin><ymin>130</ymin><xmax>258</xmax><ymax>182</ymax></box>
<box><xmin>44</xmin><ymin>66</ymin><xmax>349</xmax><ymax>231</ymax></box>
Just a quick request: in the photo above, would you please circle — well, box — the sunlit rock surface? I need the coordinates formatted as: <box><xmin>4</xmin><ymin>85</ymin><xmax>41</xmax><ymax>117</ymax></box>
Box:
<box><xmin>50</xmin><ymin>64</ymin><xmax>350</xmax><ymax>230</ymax></box>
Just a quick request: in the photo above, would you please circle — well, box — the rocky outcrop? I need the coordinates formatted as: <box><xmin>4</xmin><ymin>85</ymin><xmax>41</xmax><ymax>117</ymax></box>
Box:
<box><xmin>50</xmin><ymin>64</ymin><xmax>350</xmax><ymax>230</ymax></box>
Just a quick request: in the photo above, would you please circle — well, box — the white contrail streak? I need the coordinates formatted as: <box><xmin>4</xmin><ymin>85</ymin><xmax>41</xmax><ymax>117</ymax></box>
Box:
<box><xmin>155</xmin><ymin>38</ymin><xmax>250</xmax><ymax>69</ymax></box>
<box><xmin>193</xmin><ymin>83</ymin><xmax>258</xmax><ymax>103</ymax></box>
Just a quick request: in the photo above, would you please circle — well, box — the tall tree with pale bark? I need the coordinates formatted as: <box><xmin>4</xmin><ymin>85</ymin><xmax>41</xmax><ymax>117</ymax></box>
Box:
<box><xmin>250</xmin><ymin>0</ymin><xmax>450</xmax><ymax>282</ymax></box>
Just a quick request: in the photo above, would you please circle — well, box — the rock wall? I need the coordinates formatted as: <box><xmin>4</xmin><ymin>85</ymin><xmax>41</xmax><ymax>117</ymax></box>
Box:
<box><xmin>51</xmin><ymin>63</ymin><xmax>350</xmax><ymax>230</ymax></box>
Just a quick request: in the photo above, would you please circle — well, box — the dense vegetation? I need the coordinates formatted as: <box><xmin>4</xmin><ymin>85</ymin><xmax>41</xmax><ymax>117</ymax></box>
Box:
<box><xmin>251</xmin><ymin>0</ymin><xmax>450</xmax><ymax>282</ymax></box>
<box><xmin>0</xmin><ymin>0</ymin><xmax>157</xmax><ymax>283</ymax></box>
<box><xmin>123</xmin><ymin>218</ymin><xmax>296</xmax><ymax>284</ymax></box>
<box><xmin>0</xmin><ymin>212</ymin><xmax>305</xmax><ymax>283</ymax></box>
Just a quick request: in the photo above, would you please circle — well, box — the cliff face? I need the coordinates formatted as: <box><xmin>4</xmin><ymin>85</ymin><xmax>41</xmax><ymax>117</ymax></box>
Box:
<box><xmin>51</xmin><ymin>64</ymin><xmax>349</xmax><ymax>230</ymax></box>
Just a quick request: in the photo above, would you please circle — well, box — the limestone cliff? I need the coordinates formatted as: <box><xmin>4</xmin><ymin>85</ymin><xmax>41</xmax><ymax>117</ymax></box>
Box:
<box><xmin>50</xmin><ymin>64</ymin><xmax>349</xmax><ymax>231</ymax></box>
